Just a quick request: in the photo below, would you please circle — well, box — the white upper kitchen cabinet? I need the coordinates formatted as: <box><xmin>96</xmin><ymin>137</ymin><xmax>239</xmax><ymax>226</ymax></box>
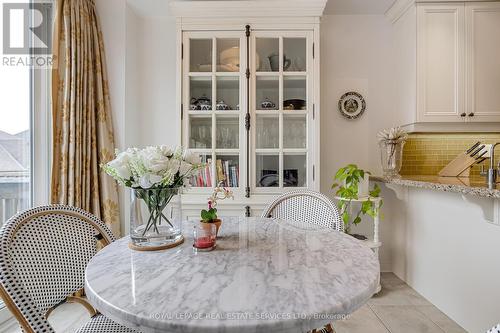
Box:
<box><xmin>388</xmin><ymin>0</ymin><xmax>500</xmax><ymax>127</ymax></box>
<box><xmin>465</xmin><ymin>2</ymin><xmax>500</xmax><ymax>122</ymax></box>
<box><xmin>417</xmin><ymin>3</ymin><xmax>465</xmax><ymax>123</ymax></box>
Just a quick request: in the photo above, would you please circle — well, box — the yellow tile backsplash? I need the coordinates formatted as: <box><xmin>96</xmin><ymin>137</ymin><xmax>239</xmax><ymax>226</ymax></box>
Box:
<box><xmin>401</xmin><ymin>133</ymin><xmax>500</xmax><ymax>177</ymax></box>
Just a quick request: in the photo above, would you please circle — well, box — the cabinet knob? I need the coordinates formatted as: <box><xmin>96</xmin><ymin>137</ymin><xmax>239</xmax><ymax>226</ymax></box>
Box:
<box><xmin>460</xmin><ymin>113</ymin><xmax>467</xmax><ymax>117</ymax></box>
<box><xmin>468</xmin><ymin>112</ymin><xmax>475</xmax><ymax>117</ymax></box>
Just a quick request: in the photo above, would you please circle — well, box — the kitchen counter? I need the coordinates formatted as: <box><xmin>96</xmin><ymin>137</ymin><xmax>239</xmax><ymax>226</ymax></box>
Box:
<box><xmin>371</xmin><ymin>175</ymin><xmax>500</xmax><ymax>199</ymax></box>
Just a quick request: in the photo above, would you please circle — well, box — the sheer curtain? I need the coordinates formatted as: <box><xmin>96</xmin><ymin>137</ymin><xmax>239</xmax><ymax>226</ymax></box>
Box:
<box><xmin>51</xmin><ymin>0</ymin><xmax>120</xmax><ymax>236</ymax></box>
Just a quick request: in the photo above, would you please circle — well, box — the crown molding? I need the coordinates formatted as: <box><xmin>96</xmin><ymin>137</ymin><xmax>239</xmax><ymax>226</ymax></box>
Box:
<box><xmin>386</xmin><ymin>0</ymin><xmax>500</xmax><ymax>24</ymax></box>
<box><xmin>169</xmin><ymin>0</ymin><xmax>328</xmax><ymax>18</ymax></box>
<box><xmin>385</xmin><ymin>0</ymin><xmax>414</xmax><ymax>24</ymax></box>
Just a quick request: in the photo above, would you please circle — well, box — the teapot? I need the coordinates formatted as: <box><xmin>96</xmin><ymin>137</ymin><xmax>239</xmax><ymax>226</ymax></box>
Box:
<box><xmin>260</xmin><ymin>98</ymin><xmax>276</xmax><ymax>110</ymax></box>
<box><xmin>190</xmin><ymin>95</ymin><xmax>212</xmax><ymax>111</ymax></box>
<box><xmin>216</xmin><ymin>100</ymin><xmax>230</xmax><ymax>111</ymax></box>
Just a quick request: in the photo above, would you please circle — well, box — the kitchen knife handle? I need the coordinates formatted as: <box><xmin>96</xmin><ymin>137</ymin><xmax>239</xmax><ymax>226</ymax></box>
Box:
<box><xmin>466</xmin><ymin>142</ymin><xmax>481</xmax><ymax>154</ymax></box>
<box><xmin>475</xmin><ymin>150</ymin><xmax>488</xmax><ymax>160</ymax></box>
<box><xmin>470</xmin><ymin>145</ymin><xmax>486</xmax><ymax>157</ymax></box>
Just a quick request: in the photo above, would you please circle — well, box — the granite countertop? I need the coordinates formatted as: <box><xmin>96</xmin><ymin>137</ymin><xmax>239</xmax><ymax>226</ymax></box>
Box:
<box><xmin>371</xmin><ymin>175</ymin><xmax>500</xmax><ymax>199</ymax></box>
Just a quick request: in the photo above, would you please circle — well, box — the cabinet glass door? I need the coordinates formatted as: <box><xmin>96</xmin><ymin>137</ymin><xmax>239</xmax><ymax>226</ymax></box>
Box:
<box><xmin>253</xmin><ymin>33</ymin><xmax>310</xmax><ymax>190</ymax></box>
<box><xmin>184</xmin><ymin>33</ymin><xmax>244</xmax><ymax>189</ymax></box>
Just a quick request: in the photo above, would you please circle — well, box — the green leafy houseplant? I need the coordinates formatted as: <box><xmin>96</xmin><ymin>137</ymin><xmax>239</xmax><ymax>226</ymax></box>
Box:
<box><xmin>332</xmin><ymin>164</ymin><xmax>382</xmax><ymax>235</ymax></box>
<box><xmin>201</xmin><ymin>206</ymin><xmax>218</xmax><ymax>223</ymax></box>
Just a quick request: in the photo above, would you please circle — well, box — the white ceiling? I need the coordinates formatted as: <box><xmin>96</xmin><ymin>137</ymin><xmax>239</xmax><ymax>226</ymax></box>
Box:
<box><xmin>126</xmin><ymin>0</ymin><xmax>397</xmax><ymax>18</ymax></box>
<box><xmin>324</xmin><ymin>0</ymin><xmax>396</xmax><ymax>15</ymax></box>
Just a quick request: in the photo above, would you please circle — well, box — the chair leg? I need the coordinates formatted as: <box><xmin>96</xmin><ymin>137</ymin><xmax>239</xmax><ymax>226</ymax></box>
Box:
<box><xmin>66</xmin><ymin>295</ymin><xmax>98</xmax><ymax>317</ymax></box>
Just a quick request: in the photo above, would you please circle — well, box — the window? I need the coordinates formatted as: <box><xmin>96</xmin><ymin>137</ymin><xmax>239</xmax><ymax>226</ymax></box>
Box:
<box><xmin>0</xmin><ymin>65</ymin><xmax>31</xmax><ymax>226</ymax></box>
<box><xmin>0</xmin><ymin>0</ymin><xmax>53</xmax><ymax>317</ymax></box>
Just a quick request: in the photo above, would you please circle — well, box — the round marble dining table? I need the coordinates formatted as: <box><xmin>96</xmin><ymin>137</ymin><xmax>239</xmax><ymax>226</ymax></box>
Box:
<box><xmin>85</xmin><ymin>217</ymin><xmax>379</xmax><ymax>333</ymax></box>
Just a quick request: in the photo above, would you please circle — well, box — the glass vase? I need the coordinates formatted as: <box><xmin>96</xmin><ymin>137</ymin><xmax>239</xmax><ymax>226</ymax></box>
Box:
<box><xmin>379</xmin><ymin>140</ymin><xmax>405</xmax><ymax>178</ymax></box>
<box><xmin>130</xmin><ymin>187</ymin><xmax>183</xmax><ymax>249</ymax></box>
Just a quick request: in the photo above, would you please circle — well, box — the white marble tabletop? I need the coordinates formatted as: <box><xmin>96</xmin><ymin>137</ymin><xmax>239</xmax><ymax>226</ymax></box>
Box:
<box><xmin>85</xmin><ymin>218</ymin><xmax>379</xmax><ymax>333</ymax></box>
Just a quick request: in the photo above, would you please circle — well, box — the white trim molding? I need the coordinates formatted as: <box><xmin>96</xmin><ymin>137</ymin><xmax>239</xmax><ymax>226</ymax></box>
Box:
<box><xmin>386</xmin><ymin>0</ymin><xmax>500</xmax><ymax>24</ymax></box>
<box><xmin>386</xmin><ymin>0</ymin><xmax>414</xmax><ymax>24</ymax></box>
<box><xmin>170</xmin><ymin>0</ymin><xmax>327</xmax><ymax>18</ymax></box>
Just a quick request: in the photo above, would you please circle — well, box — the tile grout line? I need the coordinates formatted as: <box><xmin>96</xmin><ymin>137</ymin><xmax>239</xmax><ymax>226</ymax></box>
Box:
<box><xmin>367</xmin><ymin>302</ymin><xmax>393</xmax><ymax>333</ymax></box>
<box><xmin>412</xmin><ymin>306</ymin><xmax>447</xmax><ymax>333</ymax></box>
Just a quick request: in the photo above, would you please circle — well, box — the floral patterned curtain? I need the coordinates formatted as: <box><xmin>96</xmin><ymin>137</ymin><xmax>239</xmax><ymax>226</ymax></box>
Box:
<box><xmin>51</xmin><ymin>0</ymin><xmax>120</xmax><ymax>236</ymax></box>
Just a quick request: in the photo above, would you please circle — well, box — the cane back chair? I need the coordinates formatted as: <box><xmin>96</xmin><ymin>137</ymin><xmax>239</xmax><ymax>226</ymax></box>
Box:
<box><xmin>0</xmin><ymin>205</ymin><xmax>138</xmax><ymax>333</ymax></box>
<box><xmin>261</xmin><ymin>190</ymin><xmax>343</xmax><ymax>232</ymax></box>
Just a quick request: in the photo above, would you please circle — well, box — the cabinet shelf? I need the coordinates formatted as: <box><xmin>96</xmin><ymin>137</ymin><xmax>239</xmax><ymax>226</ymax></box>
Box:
<box><xmin>187</xmin><ymin>111</ymin><xmax>241</xmax><ymax>115</ymax></box>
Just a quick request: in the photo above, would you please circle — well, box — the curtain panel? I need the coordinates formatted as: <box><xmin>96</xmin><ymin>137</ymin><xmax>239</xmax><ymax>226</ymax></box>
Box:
<box><xmin>51</xmin><ymin>0</ymin><xmax>120</xmax><ymax>236</ymax></box>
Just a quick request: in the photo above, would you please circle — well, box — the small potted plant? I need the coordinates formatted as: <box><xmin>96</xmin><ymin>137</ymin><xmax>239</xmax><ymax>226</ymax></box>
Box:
<box><xmin>332</xmin><ymin>164</ymin><xmax>382</xmax><ymax>237</ymax></box>
<box><xmin>200</xmin><ymin>183</ymin><xmax>233</xmax><ymax>236</ymax></box>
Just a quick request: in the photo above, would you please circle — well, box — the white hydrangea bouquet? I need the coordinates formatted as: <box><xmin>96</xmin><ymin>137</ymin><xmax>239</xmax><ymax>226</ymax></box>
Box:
<box><xmin>102</xmin><ymin>146</ymin><xmax>203</xmax><ymax>238</ymax></box>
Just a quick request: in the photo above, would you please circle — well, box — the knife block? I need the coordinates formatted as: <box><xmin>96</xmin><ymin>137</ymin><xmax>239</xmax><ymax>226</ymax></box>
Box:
<box><xmin>439</xmin><ymin>153</ymin><xmax>477</xmax><ymax>177</ymax></box>
<box><xmin>439</xmin><ymin>144</ymin><xmax>490</xmax><ymax>177</ymax></box>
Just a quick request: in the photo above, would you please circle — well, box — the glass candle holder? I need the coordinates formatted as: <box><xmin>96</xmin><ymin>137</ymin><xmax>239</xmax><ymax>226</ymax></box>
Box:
<box><xmin>193</xmin><ymin>224</ymin><xmax>216</xmax><ymax>252</ymax></box>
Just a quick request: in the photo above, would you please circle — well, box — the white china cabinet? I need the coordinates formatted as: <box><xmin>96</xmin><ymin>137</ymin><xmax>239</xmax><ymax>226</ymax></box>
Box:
<box><xmin>171</xmin><ymin>1</ymin><xmax>326</xmax><ymax>217</ymax></box>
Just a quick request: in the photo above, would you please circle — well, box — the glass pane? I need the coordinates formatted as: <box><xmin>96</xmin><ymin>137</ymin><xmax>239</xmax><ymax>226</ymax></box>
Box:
<box><xmin>189</xmin><ymin>116</ymin><xmax>212</xmax><ymax>149</ymax></box>
<box><xmin>256</xmin><ymin>38</ymin><xmax>279</xmax><ymax>72</ymax></box>
<box><xmin>284</xmin><ymin>38</ymin><xmax>306</xmax><ymax>72</ymax></box>
<box><xmin>217</xmin><ymin>38</ymin><xmax>240</xmax><ymax>72</ymax></box>
<box><xmin>216</xmin><ymin>77</ymin><xmax>239</xmax><ymax>111</ymax></box>
<box><xmin>190</xmin><ymin>77</ymin><xmax>212</xmax><ymax>111</ymax></box>
<box><xmin>256</xmin><ymin>154</ymin><xmax>279</xmax><ymax>188</ymax></box>
<box><xmin>284</xmin><ymin>154</ymin><xmax>306</xmax><ymax>187</ymax></box>
<box><xmin>256</xmin><ymin>76</ymin><xmax>279</xmax><ymax>110</ymax></box>
<box><xmin>283</xmin><ymin>115</ymin><xmax>306</xmax><ymax>149</ymax></box>
<box><xmin>190</xmin><ymin>153</ymin><xmax>213</xmax><ymax>188</ymax></box>
<box><xmin>216</xmin><ymin>155</ymin><xmax>239</xmax><ymax>188</ymax></box>
<box><xmin>283</xmin><ymin>76</ymin><xmax>306</xmax><ymax>110</ymax></box>
<box><xmin>216</xmin><ymin>116</ymin><xmax>239</xmax><ymax>149</ymax></box>
<box><xmin>256</xmin><ymin>115</ymin><xmax>279</xmax><ymax>149</ymax></box>
<box><xmin>190</xmin><ymin>39</ymin><xmax>212</xmax><ymax>72</ymax></box>
<box><xmin>0</xmin><ymin>66</ymin><xmax>31</xmax><ymax>227</ymax></box>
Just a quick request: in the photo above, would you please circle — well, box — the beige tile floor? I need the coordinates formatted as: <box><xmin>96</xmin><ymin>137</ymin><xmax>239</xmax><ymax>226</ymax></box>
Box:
<box><xmin>5</xmin><ymin>273</ymin><xmax>466</xmax><ymax>333</ymax></box>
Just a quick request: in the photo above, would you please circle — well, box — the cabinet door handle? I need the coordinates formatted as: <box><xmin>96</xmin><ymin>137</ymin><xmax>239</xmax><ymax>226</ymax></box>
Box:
<box><xmin>460</xmin><ymin>113</ymin><xmax>467</xmax><ymax>117</ymax></box>
<box><xmin>468</xmin><ymin>112</ymin><xmax>475</xmax><ymax>117</ymax></box>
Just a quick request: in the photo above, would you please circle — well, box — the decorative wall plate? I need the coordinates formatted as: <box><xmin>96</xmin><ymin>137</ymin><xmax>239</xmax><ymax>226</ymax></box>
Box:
<box><xmin>338</xmin><ymin>92</ymin><xmax>366</xmax><ymax>119</ymax></box>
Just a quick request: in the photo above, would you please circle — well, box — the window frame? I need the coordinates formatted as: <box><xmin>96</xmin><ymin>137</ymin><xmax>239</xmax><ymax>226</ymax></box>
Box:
<box><xmin>0</xmin><ymin>1</ymin><xmax>53</xmax><ymax>325</ymax></box>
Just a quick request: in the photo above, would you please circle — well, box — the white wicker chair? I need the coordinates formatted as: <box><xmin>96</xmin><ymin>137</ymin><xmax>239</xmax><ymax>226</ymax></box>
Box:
<box><xmin>487</xmin><ymin>324</ymin><xmax>500</xmax><ymax>333</ymax></box>
<box><xmin>0</xmin><ymin>205</ymin><xmax>138</xmax><ymax>333</ymax></box>
<box><xmin>261</xmin><ymin>190</ymin><xmax>343</xmax><ymax>232</ymax></box>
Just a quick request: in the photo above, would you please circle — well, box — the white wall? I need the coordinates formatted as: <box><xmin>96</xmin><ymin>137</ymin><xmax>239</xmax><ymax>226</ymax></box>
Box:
<box><xmin>137</xmin><ymin>16</ymin><xmax>178</xmax><ymax>147</ymax></box>
<box><xmin>125</xmin><ymin>4</ymin><xmax>141</xmax><ymax>149</ymax></box>
<box><xmin>320</xmin><ymin>15</ymin><xmax>400</xmax><ymax>271</ymax></box>
<box><xmin>95</xmin><ymin>0</ymin><xmax>128</xmax><ymax>235</ymax></box>
<box><xmin>97</xmin><ymin>0</ymin><xmax>179</xmax><ymax>235</ymax></box>
<box><xmin>319</xmin><ymin>15</ymin><xmax>399</xmax><ymax>179</ymax></box>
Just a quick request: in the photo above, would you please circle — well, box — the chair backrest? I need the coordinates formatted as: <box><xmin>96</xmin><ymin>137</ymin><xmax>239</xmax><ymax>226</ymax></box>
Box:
<box><xmin>487</xmin><ymin>324</ymin><xmax>500</xmax><ymax>333</ymax></box>
<box><xmin>0</xmin><ymin>205</ymin><xmax>116</xmax><ymax>333</ymax></box>
<box><xmin>261</xmin><ymin>190</ymin><xmax>344</xmax><ymax>232</ymax></box>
